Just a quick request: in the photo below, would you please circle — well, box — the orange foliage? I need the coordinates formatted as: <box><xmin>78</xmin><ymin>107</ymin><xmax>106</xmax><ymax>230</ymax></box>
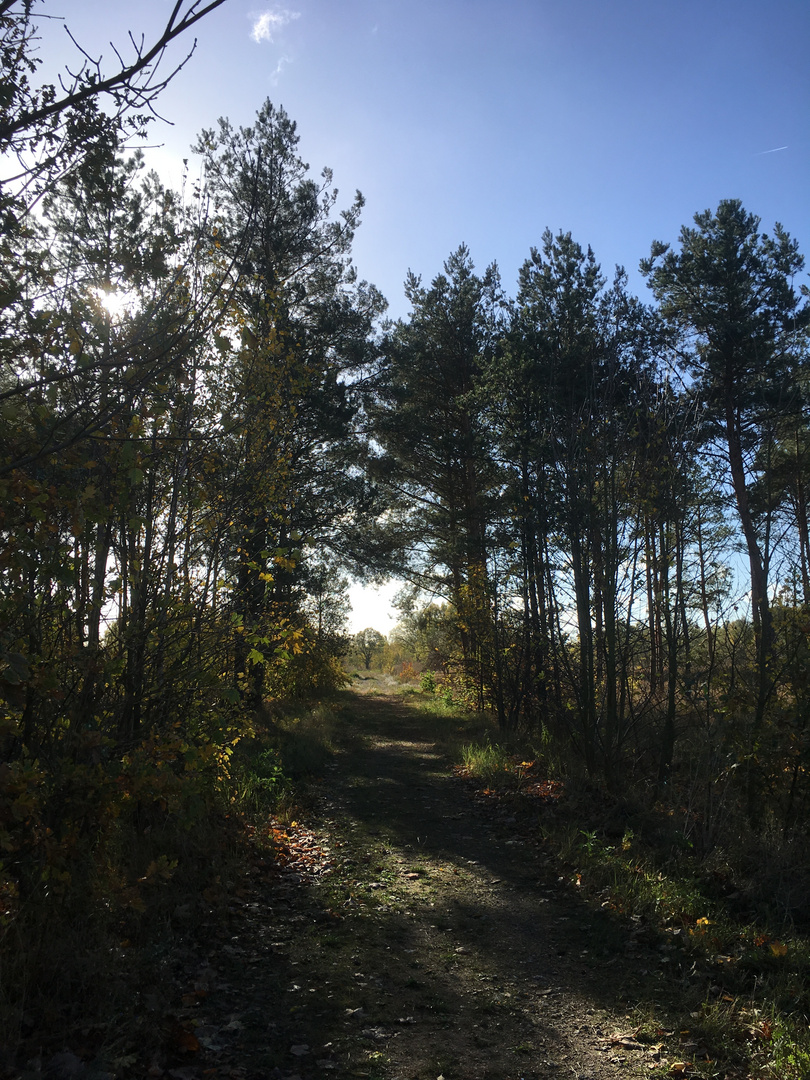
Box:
<box><xmin>398</xmin><ymin>661</ymin><xmax>419</xmax><ymax>682</ymax></box>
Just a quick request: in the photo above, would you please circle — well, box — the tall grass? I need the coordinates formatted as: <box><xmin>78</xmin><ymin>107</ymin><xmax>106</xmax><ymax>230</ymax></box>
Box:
<box><xmin>460</xmin><ymin>741</ymin><xmax>513</xmax><ymax>783</ymax></box>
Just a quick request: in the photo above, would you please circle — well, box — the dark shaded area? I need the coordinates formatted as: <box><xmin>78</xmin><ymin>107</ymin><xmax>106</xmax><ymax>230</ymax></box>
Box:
<box><xmin>179</xmin><ymin>691</ymin><xmax>675</xmax><ymax>1080</ymax></box>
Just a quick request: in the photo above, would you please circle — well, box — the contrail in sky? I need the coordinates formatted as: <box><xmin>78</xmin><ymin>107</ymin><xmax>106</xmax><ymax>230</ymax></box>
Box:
<box><xmin>757</xmin><ymin>146</ymin><xmax>788</xmax><ymax>154</ymax></box>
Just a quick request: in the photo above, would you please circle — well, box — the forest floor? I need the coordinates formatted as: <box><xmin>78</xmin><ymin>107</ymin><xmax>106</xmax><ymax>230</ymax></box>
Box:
<box><xmin>157</xmin><ymin>678</ymin><xmax>689</xmax><ymax>1080</ymax></box>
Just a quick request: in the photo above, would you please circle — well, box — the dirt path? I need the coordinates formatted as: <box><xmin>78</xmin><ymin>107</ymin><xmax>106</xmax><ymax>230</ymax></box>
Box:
<box><xmin>182</xmin><ymin>689</ymin><xmax>668</xmax><ymax>1080</ymax></box>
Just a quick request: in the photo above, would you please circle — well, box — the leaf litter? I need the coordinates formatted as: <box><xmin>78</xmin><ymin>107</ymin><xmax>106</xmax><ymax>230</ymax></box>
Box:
<box><xmin>25</xmin><ymin>687</ymin><xmax>732</xmax><ymax>1080</ymax></box>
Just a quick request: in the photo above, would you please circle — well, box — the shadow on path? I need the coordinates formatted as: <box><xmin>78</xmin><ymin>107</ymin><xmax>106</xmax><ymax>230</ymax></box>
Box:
<box><xmin>295</xmin><ymin>690</ymin><xmax>663</xmax><ymax>1079</ymax></box>
<box><xmin>191</xmin><ymin>689</ymin><xmax>667</xmax><ymax>1080</ymax></box>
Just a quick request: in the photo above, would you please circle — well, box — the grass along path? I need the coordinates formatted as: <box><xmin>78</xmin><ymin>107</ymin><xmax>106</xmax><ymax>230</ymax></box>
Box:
<box><xmin>305</xmin><ymin>685</ymin><xmax>660</xmax><ymax>1080</ymax></box>
<box><xmin>175</xmin><ymin>682</ymin><xmax>676</xmax><ymax>1080</ymax></box>
<box><xmin>5</xmin><ymin>681</ymin><xmax>803</xmax><ymax>1079</ymax></box>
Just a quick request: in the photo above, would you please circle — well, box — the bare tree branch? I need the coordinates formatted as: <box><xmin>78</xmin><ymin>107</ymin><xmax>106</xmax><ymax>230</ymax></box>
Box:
<box><xmin>0</xmin><ymin>0</ymin><xmax>229</xmax><ymax>146</ymax></box>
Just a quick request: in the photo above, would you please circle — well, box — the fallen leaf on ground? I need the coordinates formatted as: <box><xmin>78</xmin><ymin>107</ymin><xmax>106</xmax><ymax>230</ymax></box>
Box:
<box><xmin>611</xmin><ymin>1036</ymin><xmax>644</xmax><ymax>1050</ymax></box>
<box><xmin>167</xmin><ymin>1023</ymin><xmax>200</xmax><ymax>1054</ymax></box>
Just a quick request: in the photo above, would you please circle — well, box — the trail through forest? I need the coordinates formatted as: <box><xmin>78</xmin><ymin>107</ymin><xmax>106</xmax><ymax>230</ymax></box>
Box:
<box><xmin>165</xmin><ymin>683</ymin><xmax>681</xmax><ymax>1080</ymax></box>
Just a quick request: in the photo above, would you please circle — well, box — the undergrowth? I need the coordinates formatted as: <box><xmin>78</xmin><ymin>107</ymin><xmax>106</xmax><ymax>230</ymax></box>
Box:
<box><xmin>456</xmin><ymin>731</ymin><xmax>810</xmax><ymax>1079</ymax></box>
<box><xmin>0</xmin><ymin>699</ymin><xmax>338</xmax><ymax>1071</ymax></box>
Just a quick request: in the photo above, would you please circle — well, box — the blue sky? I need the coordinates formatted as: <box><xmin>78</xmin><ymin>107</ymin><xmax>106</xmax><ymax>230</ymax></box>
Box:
<box><xmin>35</xmin><ymin>0</ymin><xmax>810</xmax><ymax>631</ymax></box>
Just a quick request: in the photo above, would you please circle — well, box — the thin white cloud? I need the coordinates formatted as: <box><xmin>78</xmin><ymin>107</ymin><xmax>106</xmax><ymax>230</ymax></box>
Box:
<box><xmin>270</xmin><ymin>55</ymin><xmax>292</xmax><ymax>85</ymax></box>
<box><xmin>250</xmin><ymin>8</ymin><xmax>300</xmax><ymax>44</ymax></box>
